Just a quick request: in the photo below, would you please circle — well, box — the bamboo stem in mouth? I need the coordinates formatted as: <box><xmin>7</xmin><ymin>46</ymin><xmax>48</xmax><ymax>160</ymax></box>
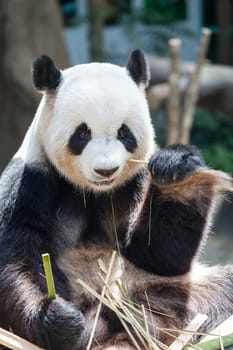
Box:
<box><xmin>128</xmin><ymin>159</ymin><xmax>148</xmax><ymax>165</ymax></box>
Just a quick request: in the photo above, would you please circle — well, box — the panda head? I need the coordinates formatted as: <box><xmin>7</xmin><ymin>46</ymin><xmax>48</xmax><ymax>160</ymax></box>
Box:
<box><xmin>32</xmin><ymin>50</ymin><xmax>155</xmax><ymax>192</ymax></box>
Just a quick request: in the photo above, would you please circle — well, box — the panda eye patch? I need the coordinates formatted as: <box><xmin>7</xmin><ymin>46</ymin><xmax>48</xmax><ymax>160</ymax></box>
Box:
<box><xmin>117</xmin><ymin>124</ymin><xmax>137</xmax><ymax>153</ymax></box>
<box><xmin>68</xmin><ymin>123</ymin><xmax>91</xmax><ymax>155</ymax></box>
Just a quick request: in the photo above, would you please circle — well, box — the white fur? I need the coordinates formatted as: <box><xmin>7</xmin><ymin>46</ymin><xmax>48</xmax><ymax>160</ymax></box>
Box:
<box><xmin>14</xmin><ymin>96</ymin><xmax>54</xmax><ymax>166</ymax></box>
<box><xmin>15</xmin><ymin>62</ymin><xmax>156</xmax><ymax>191</ymax></box>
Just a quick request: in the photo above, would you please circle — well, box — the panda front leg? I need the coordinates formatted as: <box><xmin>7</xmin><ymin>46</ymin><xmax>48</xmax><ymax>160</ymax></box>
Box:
<box><xmin>0</xmin><ymin>159</ymin><xmax>85</xmax><ymax>350</ymax></box>
<box><xmin>124</xmin><ymin>144</ymin><xmax>232</xmax><ymax>276</ymax></box>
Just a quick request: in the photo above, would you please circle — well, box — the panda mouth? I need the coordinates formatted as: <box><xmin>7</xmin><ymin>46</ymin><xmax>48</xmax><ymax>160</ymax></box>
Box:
<box><xmin>90</xmin><ymin>179</ymin><xmax>115</xmax><ymax>187</ymax></box>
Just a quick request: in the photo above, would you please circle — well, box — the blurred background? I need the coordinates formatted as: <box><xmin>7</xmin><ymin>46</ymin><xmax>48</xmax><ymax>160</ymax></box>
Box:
<box><xmin>0</xmin><ymin>0</ymin><xmax>232</xmax><ymax>263</ymax></box>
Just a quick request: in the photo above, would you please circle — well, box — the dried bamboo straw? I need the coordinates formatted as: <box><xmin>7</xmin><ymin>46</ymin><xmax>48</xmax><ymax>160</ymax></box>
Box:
<box><xmin>0</xmin><ymin>327</ymin><xmax>44</xmax><ymax>350</ymax></box>
<box><xmin>86</xmin><ymin>251</ymin><xmax>117</xmax><ymax>350</ymax></box>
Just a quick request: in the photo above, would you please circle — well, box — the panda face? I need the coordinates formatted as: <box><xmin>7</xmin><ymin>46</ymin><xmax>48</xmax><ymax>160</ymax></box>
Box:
<box><xmin>36</xmin><ymin>54</ymin><xmax>155</xmax><ymax>192</ymax></box>
<box><xmin>67</xmin><ymin>121</ymin><xmax>138</xmax><ymax>191</ymax></box>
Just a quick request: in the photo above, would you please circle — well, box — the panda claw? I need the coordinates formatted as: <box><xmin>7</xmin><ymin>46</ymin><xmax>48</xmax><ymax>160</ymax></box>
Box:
<box><xmin>148</xmin><ymin>144</ymin><xmax>206</xmax><ymax>185</ymax></box>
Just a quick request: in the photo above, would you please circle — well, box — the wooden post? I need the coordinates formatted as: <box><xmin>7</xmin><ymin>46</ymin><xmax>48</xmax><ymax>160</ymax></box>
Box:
<box><xmin>180</xmin><ymin>28</ymin><xmax>211</xmax><ymax>144</ymax></box>
<box><xmin>216</xmin><ymin>0</ymin><xmax>233</xmax><ymax>65</ymax></box>
<box><xmin>167</xmin><ymin>38</ymin><xmax>182</xmax><ymax>145</ymax></box>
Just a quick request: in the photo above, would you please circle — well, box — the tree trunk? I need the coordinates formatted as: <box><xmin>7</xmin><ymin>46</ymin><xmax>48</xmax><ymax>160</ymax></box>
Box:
<box><xmin>0</xmin><ymin>0</ymin><xmax>70</xmax><ymax>171</ymax></box>
<box><xmin>87</xmin><ymin>0</ymin><xmax>106</xmax><ymax>62</ymax></box>
<box><xmin>216</xmin><ymin>0</ymin><xmax>233</xmax><ymax>65</ymax></box>
<box><xmin>167</xmin><ymin>39</ymin><xmax>181</xmax><ymax>145</ymax></box>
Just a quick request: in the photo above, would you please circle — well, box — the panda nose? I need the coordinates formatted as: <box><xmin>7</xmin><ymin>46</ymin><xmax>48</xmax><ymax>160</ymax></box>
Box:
<box><xmin>94</xmin><ymin>167</ymin><xmax>119</xmax><ymax>177</ymax></box>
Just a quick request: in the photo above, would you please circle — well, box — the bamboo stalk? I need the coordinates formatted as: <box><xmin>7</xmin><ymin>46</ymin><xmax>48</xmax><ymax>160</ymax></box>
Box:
<box><xmin>167</xmin><ymin>38</ymin><xmax>182</xmax><ymax>145</ymax></box>
<box><xmin>0</xmin><ymin>327</ymin><xmax>44</xmax><ymax>350</ymax></box>
<box><xmin>219</xmin><ymin>334</ymin><xmax>224</xmax><ymax>350</ymax></box>
<box><xmin>180</xmin><ymin>28</ymin><xmax>211</xmax><ymax>144</ymax></box>
<box><xmin>184</xmin><ymin>332</ymin><xmax>233</xmax><ymax>350</ymax></box>
<box><xmin>200</xmin><ymin>315</ymin><xmax>233</xmax><ymax>342</ymax></box>
<box><xmin>42</xmin><ymin>253</ymin><xmax>56</xmax><ymax>299</ymax></box>
<box><xmin>169</xmin><ymin>314</ymin><xmax>207</xmax><ymax>350</ymax></box>
<box><xmin>128</xmin><ymin>159</ymin><xmax>148</xmax><ymax>165</ymax></box>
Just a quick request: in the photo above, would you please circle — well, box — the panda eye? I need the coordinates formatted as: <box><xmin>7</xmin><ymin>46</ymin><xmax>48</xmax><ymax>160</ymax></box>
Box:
<box><xmin>118</xmin><ymin>125</ymin><xmax>128</xmax><ymax>139</ymax></box>
<box><xmin>78</xmin><ymin>124</ymin><xmax>91</xmax><ymax>140</ymax></box>
<box><xmin>117</xmin><ymin>124</ymin><xmax>137</xmax><ymax>153</ymax></box>
<box><xmin>68</xmin><ymin>123</ymin><xmax>91</xmax><ymax>155</ymax></box>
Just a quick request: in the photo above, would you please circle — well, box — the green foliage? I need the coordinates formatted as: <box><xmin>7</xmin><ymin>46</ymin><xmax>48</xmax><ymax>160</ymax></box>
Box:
<box><xmin>141</xmin><ymin>23</ymin><xmax>194</xmax><ymax>55</ymax></box>
<box><xmin>119</xmin><ymin>7</ymin><xmax>194</xmax><ymax>57</ymax></box>
<box><xmin>151</xmin><ymin>109</ymin><xmax>233</xmax><ymax>174</ymax></box>
<box><xmin>191</xmin><ymin>109</ymin><xmax>233</xmax><ymax>174</ymax></box>
<box><xmin>143</xmin><ymin>0</ymin><xmax>187</xmax><ymax>25</ymax></box>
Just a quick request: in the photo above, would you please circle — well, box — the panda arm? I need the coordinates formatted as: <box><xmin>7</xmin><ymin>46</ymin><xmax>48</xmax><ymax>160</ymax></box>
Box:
<box><xmin>124</xmin><ymin>182</ymin><xmax>210</xmax><ymax>276</ymax></box>
<box><xmin>0</xmin><ymin>159</ymin><xmax>84</xmax><ymax>349</ymax></box>
<box><xmin>123</xmin><ymin>145</ymin><xmax>231</xmax><ymax>276</ymax></box>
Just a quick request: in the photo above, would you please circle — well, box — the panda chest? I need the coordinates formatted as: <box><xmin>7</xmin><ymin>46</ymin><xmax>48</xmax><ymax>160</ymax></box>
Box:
<box><xmin>52</xmin><ymin>190</ymin><xmax>88</xmax><ymax>253</ymax></box>
<box><xmin>52</xmin><ymin>188</ymin><xmax>132</xmax><ymax>251</ymax></box>
<box><xmin>89</xmin><ymin>194</ymin><xmax>131</xmax><ymax>245</ymax></box>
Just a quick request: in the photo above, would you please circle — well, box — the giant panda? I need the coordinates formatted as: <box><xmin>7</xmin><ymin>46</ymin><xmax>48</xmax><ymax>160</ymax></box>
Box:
<box><xmin>0</xmin><ymin>50</ymin><xmax>232</xmax><ymax>350</ymax></box>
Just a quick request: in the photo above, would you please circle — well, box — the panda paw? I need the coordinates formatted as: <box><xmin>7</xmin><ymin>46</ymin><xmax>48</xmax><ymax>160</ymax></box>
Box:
<box><xmin>148</xmin><ymin>144</ymin><xmax>205</xmax><ymax>185</ymax></box>
<box><xmin>38</xmin><ymin>297</ymin><xmax>85</xmax><ymax>350</ymax></box>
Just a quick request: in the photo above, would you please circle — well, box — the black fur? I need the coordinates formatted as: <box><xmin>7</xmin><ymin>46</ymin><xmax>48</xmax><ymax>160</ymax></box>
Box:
<box><xmin>126</xmin><ymin>49</ymin><xmax>150</xmax><ymax>86</ymax></box>
<box><xmin>148</xmin><ymin>144</ymin><xmax>205</xmax><ymax>184</ymax></box>
<box><xmin>124</xmin><ymin>188</ymin><xmax>209</xmax><ymax>275</ymax></box>
<box><xmin>0</xmin><ymin>159</ymin><xmax>85</xmax><ymax>349</ymax></box>
<box><xmin>68</xmin><ymin>123</ymin><xmax>92</xmax><ymax>155</ymax></box>
<box><xmin>32</xmin><ymin>55</ymin><xmax>61</xmax><ymax>91</ymax></box>
<box><xmin>0</xmin><ymin>144</ymin><xmax>227</xmax><ymax>349</ymax></box>
<box><xmin>117</xmin><ymin>124</ymin><xmax>137</xmax><ymax>153</ymax></box>
<box><xmin>124</xmin><ymin>145</ymin><xmax>208</xmax><ymax>275</ymax></box>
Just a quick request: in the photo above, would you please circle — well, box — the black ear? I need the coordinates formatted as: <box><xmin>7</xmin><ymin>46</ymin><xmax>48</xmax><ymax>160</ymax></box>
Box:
<box><xmin>32</xmin><ymin>55</ymin><xmax>61</xmax><ymax>92</ymax></box>
<box><xmin>126</xmin><ymin>49</ymin><xmax>150</xmax><ymax>87</ymax></box>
